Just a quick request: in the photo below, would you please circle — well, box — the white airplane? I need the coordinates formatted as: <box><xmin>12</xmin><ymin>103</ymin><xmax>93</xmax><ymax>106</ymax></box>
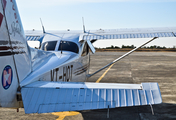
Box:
<box><xmin>0</xmin><ymin>0</ymin><xmax>176</xmax><ymax>114</ymax></box>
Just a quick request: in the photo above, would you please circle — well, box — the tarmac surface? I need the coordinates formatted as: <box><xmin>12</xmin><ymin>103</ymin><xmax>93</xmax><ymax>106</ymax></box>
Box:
<box><xmin>0</xmin><ymin>52</ymin><xmax>176</xmax><ymax>120</ymax></box>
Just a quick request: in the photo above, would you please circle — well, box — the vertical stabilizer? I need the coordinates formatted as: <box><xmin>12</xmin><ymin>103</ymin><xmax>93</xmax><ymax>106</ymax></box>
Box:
<box><xmin>0</xmin><ymin>0</ymin><xmax>31</xmax><ymax>108</ymax></box>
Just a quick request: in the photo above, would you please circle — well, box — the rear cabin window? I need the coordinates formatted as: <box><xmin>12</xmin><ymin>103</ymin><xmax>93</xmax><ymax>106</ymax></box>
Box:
<box><xmin>58</xmin><ymin>41</ymin><xmax>79</xmax><ymax>54</ymax></box>
<box><xmin>40</xmin><ymin>41</ymin><xmax>57</xmax><ymax>51</ymax></box>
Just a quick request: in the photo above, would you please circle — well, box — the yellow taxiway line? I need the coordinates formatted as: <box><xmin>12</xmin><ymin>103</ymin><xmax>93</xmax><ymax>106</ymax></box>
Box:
<box><xmin>52</xmin><ymin>111</ymin><xmax>80</xmax><ymax>120</ymax></box>
<box><xmin>96</xmin><ymin>63</ymin><xmax>115</xmax><ymax>83</ymax></box>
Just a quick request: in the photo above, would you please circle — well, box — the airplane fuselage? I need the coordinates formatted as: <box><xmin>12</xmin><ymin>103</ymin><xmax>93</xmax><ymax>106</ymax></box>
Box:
<box><xmin>20</xmin><ymin>33</ymin><xmax>91</xmax><ymax>87</ymax></box>
<box><xmin>39</xmin><ymin>33</ymin><xmax>90</xmax><ymax>83</ymax></box>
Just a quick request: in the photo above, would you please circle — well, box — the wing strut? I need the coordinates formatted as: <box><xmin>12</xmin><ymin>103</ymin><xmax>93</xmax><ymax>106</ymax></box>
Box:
<box><xmin>87</xmin><ymin>37</ymin><xmax>158</xmax><ymax>78</ymax></box>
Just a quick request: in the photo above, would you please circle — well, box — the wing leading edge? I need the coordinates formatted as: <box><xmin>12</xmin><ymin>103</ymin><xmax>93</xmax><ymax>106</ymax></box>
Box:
<box><xmin>21</xmin><ymin>81</ymin><xmax>162</xmax><ymax>114</ymax></box>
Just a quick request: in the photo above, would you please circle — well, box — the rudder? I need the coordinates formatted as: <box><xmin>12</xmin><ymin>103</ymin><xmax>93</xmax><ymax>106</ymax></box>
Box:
<box><xmin>0</xmin><ymin>0</ymin><xmax>31</xmax><ymax>108</ymax></box>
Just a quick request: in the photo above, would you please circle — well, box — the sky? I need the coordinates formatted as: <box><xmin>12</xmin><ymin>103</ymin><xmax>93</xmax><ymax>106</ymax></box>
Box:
<box><xmin>16</xmin><ymin>0</ymin><xmax>176</xmax><ymax>48</ymax></box>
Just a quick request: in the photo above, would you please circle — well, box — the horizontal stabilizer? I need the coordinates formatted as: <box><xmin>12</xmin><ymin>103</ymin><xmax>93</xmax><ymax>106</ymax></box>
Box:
<box><xmin>21</xmin><ymin>81</ymin><xmax>162</xmax><ymax>114</ymax></box>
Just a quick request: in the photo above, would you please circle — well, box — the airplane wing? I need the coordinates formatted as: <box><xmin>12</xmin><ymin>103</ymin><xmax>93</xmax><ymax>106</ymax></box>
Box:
<box><xmin>26</xmin><ymin>35</ymin><xmax>44</xmax><ymax>43</ymax></box>
<box><xmin>21</xmin><ymin>81</ymin><xmax>162</xmax><ymax>114</ymax></box>
<box><xmin>25</xmin><ymin>27</ymin><xmax>176</xmax><ymax>43</ymax></box>
<box><xmin>25</xmin><ymin>30</ymin><xmax>44</xmax><ymax>43</ymax></box>
<box><xmin>79</xmin><ymin>27</ymin><xmax>176</xmax><ymax>41</ymax></box>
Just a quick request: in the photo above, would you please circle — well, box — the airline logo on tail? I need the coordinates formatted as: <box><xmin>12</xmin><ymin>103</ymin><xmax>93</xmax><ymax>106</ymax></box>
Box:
<box><xmin>2</xmin><ymin>65</ymin><xmax>13</xmax><ymax>90</ymax></box>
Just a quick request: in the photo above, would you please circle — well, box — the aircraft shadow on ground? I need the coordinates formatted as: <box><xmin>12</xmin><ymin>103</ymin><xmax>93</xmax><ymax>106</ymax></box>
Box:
<box><xmin>80</xmin><ymin>103</ymin><xmax>176</xmax><ymax>120</ymax></box>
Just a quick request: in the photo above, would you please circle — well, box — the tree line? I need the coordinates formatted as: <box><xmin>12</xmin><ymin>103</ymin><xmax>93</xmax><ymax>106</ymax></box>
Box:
<box><xmin>102</xmin><ymin>45</ymin><xmax>176</xmax><ymax>49</ymax></box>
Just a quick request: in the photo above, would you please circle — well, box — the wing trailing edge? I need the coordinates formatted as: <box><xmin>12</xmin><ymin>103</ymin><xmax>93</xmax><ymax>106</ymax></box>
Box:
<box><xmin>21</xmin><ymin>81</ymin><xmax>162</xmax><ymax>114</ymax></box>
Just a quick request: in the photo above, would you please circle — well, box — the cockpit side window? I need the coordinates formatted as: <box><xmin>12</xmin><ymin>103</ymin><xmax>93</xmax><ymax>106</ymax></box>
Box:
<box><xmin>40</xmin><ymin>41</ymin><xmax>57</xmax><ymax>51</ymax></box>
<box><xmin>81</xmin><ymin>42</ymin><xmax>89</xmax><ymax>56</ymax></box>
<box><xmin>58</xmin><ymin>41</ymin><xmax>79</xmax><ymax>54</ymax></box>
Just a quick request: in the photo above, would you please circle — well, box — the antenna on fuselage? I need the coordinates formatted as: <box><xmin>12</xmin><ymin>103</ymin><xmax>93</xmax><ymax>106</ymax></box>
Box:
<box><xmin>40</xmin><ymin>18</ymin><xmax>46</xmax><ymax>34</ymax></box>
<box><xmin>82</xmin><ymin>17</ymin><xmax>86</xmax><ymax>33</ymax></box>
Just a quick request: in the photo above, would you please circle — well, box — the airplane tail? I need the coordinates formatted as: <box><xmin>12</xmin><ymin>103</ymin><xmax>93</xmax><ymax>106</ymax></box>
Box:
<box><xmin>0</xmin><ymin>0</ymin><xmax>31</xmax><ymax>108</ymax></box>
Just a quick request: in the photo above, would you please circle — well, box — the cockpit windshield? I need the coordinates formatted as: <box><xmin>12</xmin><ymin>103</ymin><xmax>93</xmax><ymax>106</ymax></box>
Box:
<box><xmin>58</xmin><ymin>41</ymin><xmax>79</xmax><ymax>54</ymax></box>
<box><xmin>40</xmin><ymin>41</ymin><xmax>57</xmax><ymax>51</ymax></box>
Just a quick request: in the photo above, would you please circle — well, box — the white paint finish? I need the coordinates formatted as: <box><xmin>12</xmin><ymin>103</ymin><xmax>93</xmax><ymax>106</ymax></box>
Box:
<box><xmin>25</xmin><ymin>27</ymin><xmax>176</xmax><ymax>36</ymax></box>
<box><xmin>30</xmin><ymin>48</ymin><xmax>54</xmax><ymax>70</ymax></box>
<box><xmin>0</xmin><ymin>6</ymin><xmax>8</xmax><ymax>40</ymax></box>
<box><xmin>42</xmin><ymin>33</ymin><xmax>80</xmax><ymax>43</ymax></box>
<box><xmin>27</xmin><ymin>41</ymin><xmax>40</xmax><ymax>48</ymax></box>
<box><xmin>21</xmin><ymin>33</ymin><xmax>89</xmax><ymax>86</ymax></box>
<box><xmin>42</xmin><ymin>33</ymin><xmax>63</xmax><ymax>43</ymax></box>
<box><xmin>20</xmin><ymin>50</ymin><xmax>88</xmax><ymax>86</ymax></box>
<box><xmin>25</xmin><ymin>27</ymin><xmax>176</xmax><ymax>43</ymax></box>
<box><xmin>0</xmin><ymin>0</ymin><xmax>21</xmax><ymax>108</ymax></box>
<box><xmin>83</xmin><ymin>32</ymin><xmax>174</xmax><ymax>41</ymax></box>
<box><xmin>21</xmin><ymin>81</ymin><xmax>162</xmax><ymax>114</ymax></box>
<box><xmin>24</xmin><ymin>81</ymin><xmax>142</xmax><ymax>89</ymax></box>
<box><xmin>0</xmin><ymin>56</ymin><xmax>19</xmax><ymax>108</ymax></box>
<box><xmin>3</xmin><ymin>0</ymin><xmax>31</xmax><ymax>82</ymax></box>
